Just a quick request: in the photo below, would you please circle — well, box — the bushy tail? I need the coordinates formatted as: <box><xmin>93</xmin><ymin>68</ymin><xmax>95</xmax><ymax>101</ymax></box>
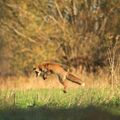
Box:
<box><xmin>66</xmin><ymin>73</ymin><xmax>85</xmax><ymax>86</ymax></box>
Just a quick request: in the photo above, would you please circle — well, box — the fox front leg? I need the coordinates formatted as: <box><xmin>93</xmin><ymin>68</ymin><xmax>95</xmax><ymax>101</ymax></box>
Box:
<box><xmin>40</xmin><ymin>72</ymin><xmax>47</xmax><ymax>80</ymax></box>
<box><xmin>41</xmin><ymin>70</ymin><xmax>52</xmax><ymax>80</ymax></box>
<box><xmin>43</xmin><ymin>73</ymin><xmax>48</xmax><ymax>80</ymax></box>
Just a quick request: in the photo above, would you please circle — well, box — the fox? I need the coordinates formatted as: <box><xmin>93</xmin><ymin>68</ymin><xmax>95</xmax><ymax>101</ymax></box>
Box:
<box><xmin>33</xmin><ymin>62</ymin><xmax>85</xmax><ymax>93</ymax></box>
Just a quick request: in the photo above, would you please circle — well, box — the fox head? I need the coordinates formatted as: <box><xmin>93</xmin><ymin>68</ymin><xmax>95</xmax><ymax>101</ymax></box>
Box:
<box><xmin>33</xmin><ymin>64</ymin><xmax>47</xmax><ymax>77</ymax></box>
<box><xmin>33</xmin><ymin>67</ymin><xmax>42</xmax><ymax>77</ymax></box>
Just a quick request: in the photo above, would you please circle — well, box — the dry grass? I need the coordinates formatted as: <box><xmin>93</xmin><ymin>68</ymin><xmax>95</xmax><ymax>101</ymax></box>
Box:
<box><xmin>0</xmin><ymin>71</ymin><xmax>112</xmax><ymax>90</ymax></box>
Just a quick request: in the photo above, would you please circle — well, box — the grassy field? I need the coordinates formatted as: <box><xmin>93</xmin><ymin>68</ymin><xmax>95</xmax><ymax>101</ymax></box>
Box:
<box><xmin>0</xmin><ymin>87</ymin><xmax>120</xmax><ymax>120</ymax></box>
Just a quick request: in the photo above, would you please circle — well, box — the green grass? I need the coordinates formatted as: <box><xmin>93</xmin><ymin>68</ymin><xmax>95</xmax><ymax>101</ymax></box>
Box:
<box><xmin>0</xmin><ymin>88</ymin><xmax>120</xmax><ymax>120</ymax></box>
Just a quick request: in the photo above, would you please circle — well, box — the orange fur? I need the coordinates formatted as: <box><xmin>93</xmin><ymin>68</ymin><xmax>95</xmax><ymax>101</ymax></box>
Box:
<box><xmin>34</xmin><ymin>62</ymin><xmax>85</xmax><ymax>93</ymax></box>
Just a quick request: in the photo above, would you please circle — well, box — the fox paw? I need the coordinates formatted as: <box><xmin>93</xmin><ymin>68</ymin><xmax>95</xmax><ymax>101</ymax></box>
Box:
<box><xmin>63</xmin><ymin>90</ymin><xmax>67</xmax><ymax>93</ymax></box>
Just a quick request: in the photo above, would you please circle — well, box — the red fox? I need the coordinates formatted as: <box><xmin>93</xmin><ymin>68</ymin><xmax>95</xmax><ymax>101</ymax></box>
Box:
<box><xmin>33</xmin><ymin>62</ymin><xmax>85</xmax><ymax>93</ymax></box>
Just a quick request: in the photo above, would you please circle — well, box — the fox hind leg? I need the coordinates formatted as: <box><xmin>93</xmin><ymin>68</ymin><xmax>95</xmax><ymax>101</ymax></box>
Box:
<box><xmin>58</xmin><ymin>75</ymin><xmax>67</xmax><ymax>93</ymax></box>
<box><xmin>61</xmin><ymin>81</ymin><xmax>67</xmax><ymax>93</ymax></box>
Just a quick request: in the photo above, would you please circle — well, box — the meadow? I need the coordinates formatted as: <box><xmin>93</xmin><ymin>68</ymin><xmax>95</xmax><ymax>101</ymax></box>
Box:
<box><xmin>0</xmin><ymin>87</ymin><xmax>120</xmax><ymax>120</ymax></box>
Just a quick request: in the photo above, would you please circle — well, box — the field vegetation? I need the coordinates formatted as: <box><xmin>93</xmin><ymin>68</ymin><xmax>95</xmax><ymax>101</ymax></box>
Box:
<box><xmin>0</xmin><ymin>88</ymin><xmax>120</xmax><ymax>120</ymax></box>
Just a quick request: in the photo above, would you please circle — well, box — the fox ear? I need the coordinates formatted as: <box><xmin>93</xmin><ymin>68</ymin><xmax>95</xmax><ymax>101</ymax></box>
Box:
<box><xmin>33</xmin><ymin>67</ymin><xmax>36</xmax><ymax>71</ymax></box>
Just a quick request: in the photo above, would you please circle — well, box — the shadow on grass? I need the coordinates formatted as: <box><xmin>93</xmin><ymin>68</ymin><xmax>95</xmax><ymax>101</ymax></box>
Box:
<box><xmin>0</xmin><ymin>105</ymin><xmax>119</xmax><ymax>120</ymax></box>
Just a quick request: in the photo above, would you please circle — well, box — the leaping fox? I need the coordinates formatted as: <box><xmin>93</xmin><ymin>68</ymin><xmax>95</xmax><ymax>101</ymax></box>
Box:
<box><xmin>33</xmin><ymin>62</ymin><xmax>85</xmax><ymax>93</ymax></box>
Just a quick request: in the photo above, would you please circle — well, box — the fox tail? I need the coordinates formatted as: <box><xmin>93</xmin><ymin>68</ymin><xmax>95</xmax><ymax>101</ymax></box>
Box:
<box><xmin>66</xmin><ymin>73</ymin><xmax>85</xmax><ymax>86</ymax></box>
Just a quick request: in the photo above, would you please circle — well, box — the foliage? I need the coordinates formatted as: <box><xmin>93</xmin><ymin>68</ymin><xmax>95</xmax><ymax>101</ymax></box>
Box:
<box><xmin>0</xmin><ymin>0</ymin><xmax>120</xmax><ymax>76</ymax></box>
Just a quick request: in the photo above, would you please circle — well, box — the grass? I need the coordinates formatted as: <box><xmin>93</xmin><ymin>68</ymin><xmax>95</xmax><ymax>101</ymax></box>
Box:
<box><xmin>0</xmin><ymin>87</ymin><xmax>120</xmax><ymax>120</ymax></box>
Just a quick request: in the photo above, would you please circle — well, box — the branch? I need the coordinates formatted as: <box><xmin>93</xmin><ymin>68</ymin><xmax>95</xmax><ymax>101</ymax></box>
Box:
<box><xmin>54</xmin><ymin>1</ymin><xmax>64</xmax><ymax>23</ymax></box>
<box><xmin>1</xmin><ymin>20</ymin><xmax>37</xmax><ymax>43</ymax></box>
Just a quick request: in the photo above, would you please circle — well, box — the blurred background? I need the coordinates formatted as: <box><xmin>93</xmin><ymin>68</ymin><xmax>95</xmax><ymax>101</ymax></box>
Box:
<box><xmin>0</xmin><ymin>0</ymin><xmax>120</xmax><ymax>89</ymax></box>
